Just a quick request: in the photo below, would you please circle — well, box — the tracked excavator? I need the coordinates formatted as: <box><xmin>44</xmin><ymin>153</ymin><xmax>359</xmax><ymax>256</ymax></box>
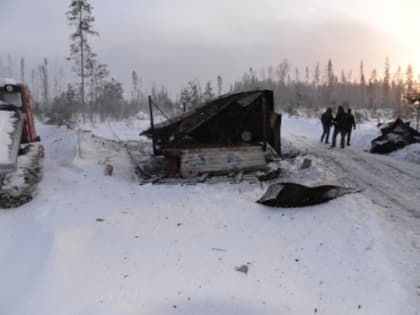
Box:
<box><xmin>0</xmin><ymin>79</ymin><xmax>43</xmax><ymax>208</ymax></box>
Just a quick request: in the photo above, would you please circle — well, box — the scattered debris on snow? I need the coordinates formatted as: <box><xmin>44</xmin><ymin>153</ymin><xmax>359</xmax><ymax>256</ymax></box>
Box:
<box><xmin>235</xmin><ymin>264</ymin><xmax>249</xmax><ymax>275</ymax></box>
<box><xmin>371</xmin><ymin>118</ymin><xmax>420</xmax><ymax>154</ymax></box>
<box><xmin>257</xmin><ymin>182</ymin><xmax>358</xmax><ymax>207</ymax></box>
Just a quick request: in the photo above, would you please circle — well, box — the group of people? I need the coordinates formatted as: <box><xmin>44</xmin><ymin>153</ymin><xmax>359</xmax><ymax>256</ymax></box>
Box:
<box><xmin>320</xmin><ymin>106</ymin><xmax>356</xmax><ymax>148</ymax></box>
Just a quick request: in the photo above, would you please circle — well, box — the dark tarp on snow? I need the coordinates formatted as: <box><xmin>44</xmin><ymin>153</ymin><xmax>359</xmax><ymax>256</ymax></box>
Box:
<box><xmin>257</xmin><ymin>182</ymin><xmax>357</xmax><ymax>208</ymax></box>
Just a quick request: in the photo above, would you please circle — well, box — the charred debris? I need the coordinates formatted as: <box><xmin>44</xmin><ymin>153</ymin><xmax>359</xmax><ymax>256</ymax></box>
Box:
<box><xmin>137</xmin><ymin>90</ymin><xmax>282</xmax><ymax>184</ymax></box>
<box><xmin>133</xmin><ymin>89</ymin><xmax>359</xmax><ymax>207</ymax></box>
<box><xmin>257</xmin><ymin>182</ymin><xmax>358</xmax><ymax>208</ymax></box>
<box><xmin>371</xmin><ymin>118</ymin><xmax>420</xmax><ymax>154</ymax></box>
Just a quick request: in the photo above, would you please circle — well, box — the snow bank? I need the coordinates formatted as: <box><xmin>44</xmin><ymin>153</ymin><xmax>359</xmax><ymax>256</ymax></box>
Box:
<box><xmin>0</xmin><ymin>78</ymin><xmax>18</xmax><ymax>86</ymax></box>
<box><xmin>0</xmin><ymin>111</ymin><xmax>17</xmax><ymax>164</ymax></box>
<box><xmin>390</xmin><ymin>143</ymin><xmax>420</xmax><ymax>164</ymax></box>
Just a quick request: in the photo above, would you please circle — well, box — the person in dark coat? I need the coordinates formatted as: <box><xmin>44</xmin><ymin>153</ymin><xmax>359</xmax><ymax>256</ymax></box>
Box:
<box><xmin>320</xmin><ymin>107</ymin><xmax>333</xmax><ymax>144</ymax></box>
<box><xmin>331</xmin><ymin>106</ymin><xmax>346</xmax><ymax>148</ymax></box>
<box><xmin>343</xmin><ymin>108</ymin><xmax>356</xmax><ymax>146</ymax></box>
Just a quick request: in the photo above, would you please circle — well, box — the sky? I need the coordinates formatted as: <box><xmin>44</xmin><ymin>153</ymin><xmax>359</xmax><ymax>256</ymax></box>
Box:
<box><xmin>1</xmin><ymin>0</ymin><xmax>420</xmax><ymax>96</ymax></box>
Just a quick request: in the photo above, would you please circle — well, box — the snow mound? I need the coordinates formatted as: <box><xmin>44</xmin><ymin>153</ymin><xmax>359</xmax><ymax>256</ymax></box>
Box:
<box><xmin>390</xmin><ymin>143</ymin><xmax>420</xmax><ymax>164</ymax></box>
<box><xmin>0</xmin><ymin>111</ymin><xmax>17</xmax><ymax>164</ymax></box>
<box><xmin>0</xmin><ymin>78</ymin><xmax>18</xmax><ymax>86</ymax></box>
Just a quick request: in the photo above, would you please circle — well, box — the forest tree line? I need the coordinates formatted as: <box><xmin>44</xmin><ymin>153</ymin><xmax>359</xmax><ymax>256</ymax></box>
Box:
<box><xmin>1</xmin><ymin>52</ymin><xmax>418</xmax><ymax>125</ymax></box>
<box><xmin>1</xmin><ymin>0</ymin><xmax>419</xmax><ymax>126</ymax></box>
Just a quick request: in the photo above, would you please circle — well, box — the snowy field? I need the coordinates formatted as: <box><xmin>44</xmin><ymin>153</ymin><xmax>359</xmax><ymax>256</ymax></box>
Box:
<box><xmin>1</xmin><ymin>116</ymin><xmax>420</xmax><ymax>315</ymax></box>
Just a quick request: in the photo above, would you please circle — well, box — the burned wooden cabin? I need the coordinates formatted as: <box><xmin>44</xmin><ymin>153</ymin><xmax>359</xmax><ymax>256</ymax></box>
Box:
<box><xmin>140</xmin><ymin>90</ymin><xmax>281</xmax><ymax>181</ymax></box>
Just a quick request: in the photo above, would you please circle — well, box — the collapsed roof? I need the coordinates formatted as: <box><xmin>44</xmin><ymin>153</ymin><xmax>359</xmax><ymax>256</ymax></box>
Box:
<box><xmin>142</xmin><ymin>90</ymin><xmax>281</xmax><ymax>154</ymax></box>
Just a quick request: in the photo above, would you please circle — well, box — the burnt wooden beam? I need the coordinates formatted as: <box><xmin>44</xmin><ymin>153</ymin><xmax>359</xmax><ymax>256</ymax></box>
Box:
<box><xmin>261</xmin><ymin>96</ymin><xmax>267</xmax><ymax>151</ymax></box>
<box><xmin>148</xmin><ymin>95</ymin><xmax>157</xmax><ymax>155</ymax></box>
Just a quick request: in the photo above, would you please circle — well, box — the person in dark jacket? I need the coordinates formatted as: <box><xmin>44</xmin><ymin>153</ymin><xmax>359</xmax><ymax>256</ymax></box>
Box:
<box><xmin>320</xmin><ymin>107</ymin><xmax>333</xmax><ymax>144</ymax></box>
<box><xmin>343</xmin><ymin>108</ymin><xmax>356</xmax><ymax>146</ymax></box>
<box><xmin>331</xmin><ymin>106</ymin><xmax>346</xmax><ymax>148</ymax></box>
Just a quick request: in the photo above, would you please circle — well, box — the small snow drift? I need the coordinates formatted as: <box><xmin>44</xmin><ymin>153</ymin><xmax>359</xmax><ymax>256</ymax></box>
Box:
<box><xmin>371</xmin><ymin>118</ymin><xmax>420</xmax><ymax>154</ymax></box>
<box><xmin>257</xmin><ymin>182</ymin><xmax>356</xmax><ymax>208</ymax></box>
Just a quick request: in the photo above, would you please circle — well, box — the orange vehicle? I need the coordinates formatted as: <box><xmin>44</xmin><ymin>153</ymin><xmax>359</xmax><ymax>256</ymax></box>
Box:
<box><xmin>0</xmin><ymin>79</ymin><xmax>43</xmax><ymax>208</ymax></box>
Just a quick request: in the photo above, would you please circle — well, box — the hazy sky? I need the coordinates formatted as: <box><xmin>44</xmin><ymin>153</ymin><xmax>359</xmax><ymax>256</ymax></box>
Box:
<box><xmin>1</xmin><ymin>0</ymin><xmax>419</xmax><ymax>95</ymax></box>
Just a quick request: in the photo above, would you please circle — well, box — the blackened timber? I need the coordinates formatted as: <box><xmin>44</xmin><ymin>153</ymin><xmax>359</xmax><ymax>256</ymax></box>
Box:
<box><xmin>148</xmin><ymin>95</ymin><xmax>157</xmax><ymax>155</ymax></box>
<box><xmin>141</xmin><ymin>90</ymin><xmax>281</xmax><ymax>154</ymax></box>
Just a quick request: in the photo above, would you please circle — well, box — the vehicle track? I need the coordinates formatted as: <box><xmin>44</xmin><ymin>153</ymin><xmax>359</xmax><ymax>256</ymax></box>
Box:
<box><xmin>290</xmin><ymin>134</ymin><xmax>420</xmax><ymax>220</ymax></box>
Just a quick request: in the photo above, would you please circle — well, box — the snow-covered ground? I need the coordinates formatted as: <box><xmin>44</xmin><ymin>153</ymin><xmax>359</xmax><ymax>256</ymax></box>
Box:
<box><xmin>390</xmin><ymin>143</ymin><xmax>420</xmax><ymax>165</ymax></box>
<box><xmin>1</xmin><ymin>116</ymin><xmax>420</xmax><ymax>315</ymax></box>
<box><xmin>283</xmin><ymin>116</ymin><xmax>380</xmax><ymax>151</ymax></box>
<box><xmin>0</xmin><ymin>111</ymin><xmax>16</xmax><ymax>164</ymax></box>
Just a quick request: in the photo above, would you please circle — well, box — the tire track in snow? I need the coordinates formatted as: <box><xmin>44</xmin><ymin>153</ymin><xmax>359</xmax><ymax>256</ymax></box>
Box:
<box><xmin>288</xmin><ymin>133</ymin><xmax>420</xmax><ymax>307</ymax></box>
<box><xmin>289</xmin><ymin>134</ymin><xmax>420</xmax><ymax>219</ymax></box>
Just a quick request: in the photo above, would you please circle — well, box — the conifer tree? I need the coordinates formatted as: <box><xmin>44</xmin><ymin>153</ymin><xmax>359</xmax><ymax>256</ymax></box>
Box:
<box><xmin>383</xmin><ymin>57</ymin><xmax>390</xmax><ymax>106</ymax></box>
<box><xmin>217</xmin><ymin>75</ymin><xmax>223</xmax><ymax>96</ymax></box>
<box><xmin>20</xmin><ymin>57</ymin><xmax>25</xmax><ymax>84</ymax></box>
<box><xmin>66</xmin><ymin>0</ymin><xmax>98</xmax><ymax>123</ymax></box>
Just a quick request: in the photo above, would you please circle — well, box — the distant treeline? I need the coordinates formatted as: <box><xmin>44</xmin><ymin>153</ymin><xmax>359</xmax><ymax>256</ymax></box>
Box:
<box><xmin>1</xmin><ymin>53</ymin><xmax>418</xmax><ymax>125</ymax></box>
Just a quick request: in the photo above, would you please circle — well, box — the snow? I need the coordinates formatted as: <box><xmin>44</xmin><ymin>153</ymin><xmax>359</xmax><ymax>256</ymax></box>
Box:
<box><xmin>0</xmin><ymin>111</ymin><xmax>17</xmax><ymax>164</ymax></box>
<box><xmin>0</xmin><ymin>77</ymin><xmax>18</xmax><ymax>86</ymax></box>
<box><xmin>390</xmin><ymin>143</ymin><xmax>420</xmax><ymax>164</ymax></box>
<box><xmin>282</xmin><ymin>115</ymin><xmax>380</xmax><ymax>151</ymax></box>
<box><xmin>0</xmin><ymin>116</ymin><xmax>420</xmax><ymax>314</ymax></box>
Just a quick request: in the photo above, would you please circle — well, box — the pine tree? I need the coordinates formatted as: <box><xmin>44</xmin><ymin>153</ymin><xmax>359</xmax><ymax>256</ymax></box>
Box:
<box><xmin>39</xmin><ymin>58</ymin><xmax>50</xmax><ymax>108</ymax></box>
<box><xmin>360</xmin><ymin>61</ymin><xmax>366</xmax><ymax>86</ymax></box>
<box><xmin>31</xmin><ymin>69</ymin><xmax>38</xmax><ymax>101</ymax></box>
<box><xmin>217</xmin><ymin>75</ymin><xmax>223</xmax><ymax>96</ymax></box>
<box><xmin>359</xmin><ymin>61</ymin><xmax>366</xmax><ymax>106</ymax></box>
<box><xmin>20</xmin><ymin>57</ymin><xmax>25</xmax><ymax>84</ymax></box>
<box><xmin>406</xmin><ymin>64</ymin><xmax>414</xmax><ymax>93</ymax></box>
<box><xmin>188</xmin><ymin>81</ymin><xmax>201</xmax><ymax>108</ymax></box>
<box><xmin>7</xmin><ymin>54</ymin><xmax>13</xmax><ymax>78</ymax></box>
<box><xmin>368</xmin><ymin>69</ymin><xmax>378</xmax><ymax>108</ymax></box>
<box><xmin>312</xmin><ymin>62</ymin><xmax>320</xmax><ymax>107</ymax></box>
<box><xmin>327</xmin><ymin>59</ymin><xmax>334</xmax><ymax>86</ymax></box>
<box><xmin>340</xmin><ymin>70</ymin><xmax>347</xmax><ymax>84</ymax></box>
<box><xmin>383</xmin><ymin>57</ymin><xmax>390</xmax><ymax>106</ymax></box>
<box><xmin>203</xmin><ymin>81</ymin><xmax>214</xmax><ymax>101</ymax></box>
<box><xmin>276</xmin><ymin>59</ymin><xmax>289</xmax><ymax>84</ymax></box>
<box><xmin>314</xmin><ymin>62</ymin><xmax>320</xmax><ymax>86</ymax></box>
<box><xmin>325</xmin><ymin>59</ymin><xmax>335</xmax><ymax>104</ymax></box>
<box><xmin>131</xmin><ymin>70</ymin><xmax>141</xmax><ymax>102</ymax></box>
<box><xmin>180</xmin><ymin>88</ymin><xmax>191</xmax><ymax>112</ymax></box>
<box><xmin>267</xmin><ymin>66</ymin><xmax>274</xmax><ymax>82</ymax></box>
<box><xmin>66</xmin><ymin>0</ymin><xmax>99</xmax><ymax>123</ymax></box>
